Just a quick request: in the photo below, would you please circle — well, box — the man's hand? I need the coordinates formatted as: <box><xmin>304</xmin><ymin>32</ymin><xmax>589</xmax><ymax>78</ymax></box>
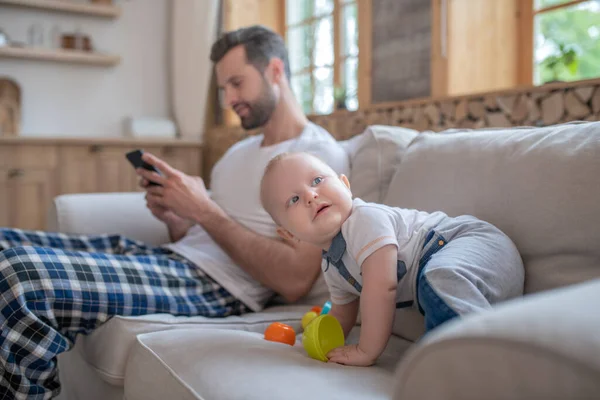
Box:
<box><xmin>327</xmin><ymin>344</ymin><xmax>376</xmax><ymax>367</ymax></box>
<box><xmin>136</xmin><ymin>153</ymin><xmax>213</xmax><ymax>222</ymax></box>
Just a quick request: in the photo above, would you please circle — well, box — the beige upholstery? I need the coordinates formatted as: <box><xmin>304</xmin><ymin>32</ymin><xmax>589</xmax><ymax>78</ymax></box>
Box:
<box><xmin>69</xmin><ymin>305</ymin><xmax>308</xmax><ymax>386</ymax></box>
<box><xmin>384</xmin><ymin>122</ymin><xmax>600</xmax><ymax>295</ymax></box>
<box><xmin>393</xmin><ymin>278</ymin><xmax>600</xmax><ymax>400</ymax></box>
<box><xmin>48</xmin><ymin>192</ymin><xmax>170</xmax><ymax>246</ymax></box>
<box><xmin>124</xmin><ymin>328</ymin><xmax>412</xmax><ymax>400</ymax></box>
<box><xmin>50</xmin><ymin>121</ymin><xmax>600</xmax><ymax>400</ymax></box>
<box><xmin>343</xmin><ymin>125</ymin><xmax>418</xmax><ymax>203</ymax></box>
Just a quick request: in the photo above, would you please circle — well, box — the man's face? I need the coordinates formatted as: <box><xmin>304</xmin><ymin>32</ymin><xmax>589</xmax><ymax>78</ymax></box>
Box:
<box><xmin>215</xmin><ymin>45</ymin><xmax>277</xmax><ymax>130</ymax></box>
<box><xmin>264</xmin><ymin>154</ymin><xmax>353</xmax><ymax>247</ymax></box>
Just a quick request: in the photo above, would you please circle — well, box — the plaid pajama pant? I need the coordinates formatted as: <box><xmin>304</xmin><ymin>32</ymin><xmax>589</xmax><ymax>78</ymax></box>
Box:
<box><xmin>0</xmin><ymin>228</ymin><xmax>247</xmax><ymax>400</ymax></box>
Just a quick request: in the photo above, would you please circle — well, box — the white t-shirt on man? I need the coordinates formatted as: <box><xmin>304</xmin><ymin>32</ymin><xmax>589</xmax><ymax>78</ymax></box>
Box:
<box><xmin>166</xmin><ymin>122</ymin><xmax>350</xmax><ymax>311</ymax></box>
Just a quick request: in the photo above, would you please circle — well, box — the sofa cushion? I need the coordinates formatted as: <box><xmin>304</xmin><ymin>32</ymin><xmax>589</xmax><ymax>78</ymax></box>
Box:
<box><xmin>393</xmin><ymin>278</ymin><xmax>600</xmax><ymax>400</ymax></box>
<box><xmin>384</xmin><ymin>122</ymin><xmax>600</xmax><ymax>295</ymax></box>
<box><xmin>124</xmin><ymin>327</ymin><xmax>413</xmax><ymax>400</ymax></box>
<box><xmin>76</xmin><ymin>305</ymin><xmax>308</xmax><ymax>386</ymax></box>
<box><xmin>343</xmin><ymin>125</ymin><xmax>418</xmax><ymax>203</ymax></box>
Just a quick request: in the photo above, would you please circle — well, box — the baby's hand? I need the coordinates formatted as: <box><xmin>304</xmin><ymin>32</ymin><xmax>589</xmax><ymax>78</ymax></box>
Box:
<box><xmin>327</xmin><ymin>344</ymin><xmax>376</xmax><ymax>367</ymax></box>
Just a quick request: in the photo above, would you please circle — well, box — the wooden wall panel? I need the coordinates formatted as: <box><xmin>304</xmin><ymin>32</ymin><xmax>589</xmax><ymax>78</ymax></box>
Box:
<box><xmin>447</xmin><ymin>0</ymin><xmax>519</xmax><ymax>96</ymax></box>
<box><xmin>224</xmin><ymin>0</ymin><xmax>284</xmax><ymax>34</ymax></box>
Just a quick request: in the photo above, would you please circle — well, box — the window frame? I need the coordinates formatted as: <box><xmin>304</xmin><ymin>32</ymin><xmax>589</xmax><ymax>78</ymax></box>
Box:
<box><xmin>517</xmin><ymin>0</ymin><xmax>596</xmax><ymax>86</ymax></box>
<box><xmin>282</xmin><ymin>0</ymin><xmax>369</xmax><ymax>115</ymax></box>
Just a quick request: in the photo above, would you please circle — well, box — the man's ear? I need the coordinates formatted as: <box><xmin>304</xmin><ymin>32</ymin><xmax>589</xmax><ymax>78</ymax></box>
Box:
<box><xmin>340</xmin><ymin>174</ymin><xmax>351</xmax><ymax>190</ymax></box>
<box><xmin>276</xmin><ymin>227</ymin><xmax>295</xmax><ymax>242</ymax></box>
<box><xmin>268</xmin><ymin>58</ymin><xmax>285</xmax><ymax>84</ymax></box>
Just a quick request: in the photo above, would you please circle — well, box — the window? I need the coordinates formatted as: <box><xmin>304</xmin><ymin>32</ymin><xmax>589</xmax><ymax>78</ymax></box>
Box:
<box><xmin>533</xmin><ymin>0</ymin><xmax>600</xmax><ymax>85</ymax></box>
<box><xmin>285</xmin><ymin>0</ymin><xmax>359</xmax><ymax>115</ymax></box>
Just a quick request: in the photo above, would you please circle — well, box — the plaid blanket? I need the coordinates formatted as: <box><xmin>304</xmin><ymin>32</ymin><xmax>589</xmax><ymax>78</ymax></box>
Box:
<box><xmin>0</xmin><ymin>228</ymin><xmax>246</xmax><ymax>399</ymax></box>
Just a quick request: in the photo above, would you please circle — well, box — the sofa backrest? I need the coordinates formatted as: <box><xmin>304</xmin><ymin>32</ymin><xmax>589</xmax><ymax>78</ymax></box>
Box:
<box><xmin>372</xmin><ymin>122</ymin><xmax>599</xmax><ymax>295</ymax></box>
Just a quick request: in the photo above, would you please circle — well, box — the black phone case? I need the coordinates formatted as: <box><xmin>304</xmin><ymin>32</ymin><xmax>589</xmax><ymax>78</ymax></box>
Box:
<box><xmin>125</xmin><ymin>149</ymin><xmax>162</xmax><ymax>186</ymax></box>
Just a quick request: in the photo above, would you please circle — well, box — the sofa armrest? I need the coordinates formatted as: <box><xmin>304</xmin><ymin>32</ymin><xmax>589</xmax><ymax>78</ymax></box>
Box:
<box><xmin>47</xmin><ymin>192</ymin><xmax>170</xmax><ymax>246</ymax></box>
<box><xmin>393</xmin><ymin>279</ymin><xmax>600</xmax><ymax>400</ymax></box>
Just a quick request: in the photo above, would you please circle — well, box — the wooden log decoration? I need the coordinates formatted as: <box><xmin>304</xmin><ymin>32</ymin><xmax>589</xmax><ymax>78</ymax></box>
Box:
<box><xmin>511</xmin><ymin>95</ymin><xmax>529</xmax><ymax>123</ymax></box>
<box><xmin>564</xmin><ymin>91</ymin><xmax>591</xmax><ymax>119</ymax></box>
<box><xmin>592</xmin><ymin>87</ymin><xmax>600</xmax><ymax>114</ymax></box>
<box><xmin>455</xmin><ymin>99</ymin><xmax>468</xmax><ymax>122</ymax></box>
<box><xmin>497</xmin><ymin>95</ymin><xmax>517</xmax><ymax>114</ymax></box>
<box><xmin>424</xmin><ymin>104</ymin><xmax>441</xmax><ymax>124</ymax></box>
<box><xmin>484</xmin><ymin>95</ymin><xmax>498</xmax><ymax>110</ymax></box>
<box><xmin>413</xmin><ymin>106</ymin><xmax>429</xmax><ymax>131</ymax></box>
<box><xmin>440</xmin><ymin>101</ymin><xmax>455</xmax><ymax>119</ymax></box>
<box><xmin>392</xmin><ymin>108</ymin><xmax>405</xmax><ymax>123</ymax></box>
<box><xmin>486</xmin><ymin>112</ymin><xmax>512</xmax><ymax>128</ymax></box>
<box><xmin>443</xmin><ymin>119</ymin><xmax>456</xmax><ymax>130</ymax></box>
<box><xmin>575</xmin><ymin>87</ymin><xmax>595</xmax><ymax>103</ymax></box>
<box><xmin>530</xmin><ymin>91</ymin><xmax>547</xmax><ymax>102</ymax></box>
<box><xmin>526</xmin><ymin>97</ymin><xmax>542</xmax><ymax>126</ymax></box>
<box><xmin>467</xmin><ymin>100</ymin><xmax>486</xmax><ymax>119</ymax></box>
<box><xmin>458</xmin><ymin>119</ymin><xmax>477</xmax><ymax>129</ymax></box>
<box><xmin>541</xmin><ymin>92</ymin><xmax>565</xmax><ymax>126</ymax></box>
<box><xmin>400</xmin><ymin>107</ymin><xmax>414</xmax><ymax>121</ymax></box>
<box><xmin>473</xmin><ymin>119</ymin><xmax>486</xmax><ymax>129</ymax></box>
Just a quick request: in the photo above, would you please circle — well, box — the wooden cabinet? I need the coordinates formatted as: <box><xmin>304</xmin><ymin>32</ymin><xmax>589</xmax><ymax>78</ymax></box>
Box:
<box><xmin>0</xmin><ymin>145</ymin><xmax>57</xmax><ymax>229</ymax></box>
<box><xmin>4</xmin><ymin>169</ymin><xmax>56</xmax><ymax>230</ymax></box>
<box><xmin>94</xmin><ymin>147</ymin><xmax>140</xmax><ymax>193</ymax></box>
<box><xmin>0</xmin><ymin>138</ymin><xmax>202</xmax><ymax>230</ymax></box>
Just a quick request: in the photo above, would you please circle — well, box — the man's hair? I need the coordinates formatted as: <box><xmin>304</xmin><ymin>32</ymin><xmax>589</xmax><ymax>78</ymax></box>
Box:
<box><xmin>210</xmin><ymin>25</ymin><xmax>291</xmax><ymax>81</ymax></box>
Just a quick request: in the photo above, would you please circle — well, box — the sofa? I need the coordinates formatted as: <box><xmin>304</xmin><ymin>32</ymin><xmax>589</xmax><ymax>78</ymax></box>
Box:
<box><xmin>51</xmin><ymin>121</ymin><xmax>600</xmax><ymax>400</ymax></box>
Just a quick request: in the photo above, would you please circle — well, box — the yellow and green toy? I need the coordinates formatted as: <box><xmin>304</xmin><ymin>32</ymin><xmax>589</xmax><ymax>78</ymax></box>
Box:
<box><xmin>302</xmin><ymin>314</ymin><xmax>344</xmax><ymax>362</ymax></box>
<box><xmin>301</xmin><ymin>301</ymin><xmax>344</xmax><ymax>362</ymax></box>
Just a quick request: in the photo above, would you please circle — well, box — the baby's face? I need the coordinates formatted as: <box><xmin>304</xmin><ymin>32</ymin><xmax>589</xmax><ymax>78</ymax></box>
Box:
<box><xmin>264</xmin><ymin>154</ymin><xmax>353</xmax><ymax>247</ymax></box>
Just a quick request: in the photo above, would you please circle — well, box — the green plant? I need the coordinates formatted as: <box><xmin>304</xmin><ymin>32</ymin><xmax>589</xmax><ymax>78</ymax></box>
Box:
<box><xmin>539</xmin><ymin>43</ymin><xmax>579</xmax><ymax>82</ymax></box>
<box><xmin>333</xmin><ymin>85</ymin><xmax>346</xmax><ymax>110</ymax></box>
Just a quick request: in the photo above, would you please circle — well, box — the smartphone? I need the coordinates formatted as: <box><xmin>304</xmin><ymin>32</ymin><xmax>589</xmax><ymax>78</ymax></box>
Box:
<box><xmin>125</xmin><ymin>149</ymin><xmax>162</xmax><ymax>186</ymax></box>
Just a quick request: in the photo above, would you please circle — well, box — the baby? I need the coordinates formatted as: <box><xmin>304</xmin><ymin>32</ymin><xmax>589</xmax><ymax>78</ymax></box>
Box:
<box><xmin>260</xmin><ymin>152</ymin><xmax>524</xmax><ymax>367</ymax></box>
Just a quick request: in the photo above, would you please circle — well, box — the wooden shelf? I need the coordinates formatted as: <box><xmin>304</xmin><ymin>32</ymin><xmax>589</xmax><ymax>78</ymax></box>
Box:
<box><xmin>0</xmin><ymin>0</ymin><xmax>121</xmax><ymax>18</ymax></box>
<box><xmin>0</xmin><ymin>46</ymin><xmax>120</xmax><ymax>66</ymax></box>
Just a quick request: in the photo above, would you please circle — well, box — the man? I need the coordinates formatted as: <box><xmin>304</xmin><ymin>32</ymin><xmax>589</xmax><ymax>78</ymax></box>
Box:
<box><xmin>0</xmin><ymin>25</ymin><xmax>349</xmax><ymax>399</ymax></box>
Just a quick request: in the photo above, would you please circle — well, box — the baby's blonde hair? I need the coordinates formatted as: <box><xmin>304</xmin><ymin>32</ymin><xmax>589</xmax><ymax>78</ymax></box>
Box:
<box><xmin>260</xmin><ymin>151</ymin><xmax>336</xmax><ymax>223</ymax></box>
<box><xmin>260</xmin><ymin>152</ymin><xmax>294</xmax><ymax>223</ymax></box>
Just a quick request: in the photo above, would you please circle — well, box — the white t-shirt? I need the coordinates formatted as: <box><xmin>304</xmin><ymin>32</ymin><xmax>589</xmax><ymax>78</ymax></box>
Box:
<box><xmin>323</xmin><ymin>198</ymin><xmax>448</xmax><ymax>306</ymax></box>
<box><xmin>166</xmin><ymin>122</ymin><xmax>350</xmax><ymax>311</ymax></box>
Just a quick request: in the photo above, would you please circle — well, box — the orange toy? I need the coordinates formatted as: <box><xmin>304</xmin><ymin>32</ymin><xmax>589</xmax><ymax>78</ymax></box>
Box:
<box><xmin>310</xmin><ymin>306</ymin><xmax>322</xmax><ymax>314</ymax></box>
<box><xmin>264</xmin><ymin>322</ymin><xmax>296</xmax><ymax>346</ymax></box>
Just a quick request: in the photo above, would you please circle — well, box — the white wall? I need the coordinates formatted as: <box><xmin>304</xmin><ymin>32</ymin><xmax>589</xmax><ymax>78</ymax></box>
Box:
<box><xmin>0</xmin><ymin>0</ymin><xmax>170</xmax><ymax>137</ymax></box>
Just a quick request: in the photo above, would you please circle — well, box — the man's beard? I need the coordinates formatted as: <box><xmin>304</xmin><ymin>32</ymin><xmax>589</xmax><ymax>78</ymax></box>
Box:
<box><xmin>238</xmin><ymin>81</ymin><xmax>277</xmax><ymax>130</ymax></box>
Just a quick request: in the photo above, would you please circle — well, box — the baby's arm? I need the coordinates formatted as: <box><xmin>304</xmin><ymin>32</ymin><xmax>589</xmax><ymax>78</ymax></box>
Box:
<box><xmin>329</xmin><ymin>299</ymin><xmax>359</xmax><ymax>338</ymax></box>
<box><xmin>328</xmin><ymin>244</ymin><xmax>397</xmax><ymax>366</ymax></box>
<box><xmin>357</xmin><ymin>244</ymin><xmax>398</xmax><ymax>360</ymax></box>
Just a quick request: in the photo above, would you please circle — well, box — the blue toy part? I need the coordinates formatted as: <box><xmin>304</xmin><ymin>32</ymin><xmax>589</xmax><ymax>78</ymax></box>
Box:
<box><xmin>320</xmin><ymin>300</ymin><xmax>332</xmax><ymax>315</ymax></box>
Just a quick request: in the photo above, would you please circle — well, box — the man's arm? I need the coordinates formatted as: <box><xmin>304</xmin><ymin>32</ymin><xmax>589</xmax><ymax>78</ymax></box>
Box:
<box><xmin>138</xmin><ymin>153</ymin><xmax>323</xmax><ymax>302</ymax></box>
<box><xmin>166</xmin><ymin>218</ymin><xmax>194</xmax><ymax>242</ymax></box>
<box><xmin>196</xmin><ymin>205</ymin><xmax>322</xmax><ymax>303</ymax></box>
